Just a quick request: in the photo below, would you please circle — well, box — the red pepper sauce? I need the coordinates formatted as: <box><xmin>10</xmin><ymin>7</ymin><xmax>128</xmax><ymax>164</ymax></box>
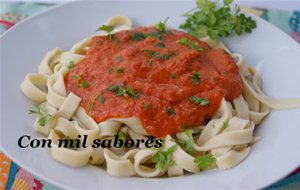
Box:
<box><xmin>64</xmin><ymin>27</ymin><xmax>243</xmax><ymax>138</ymax></box>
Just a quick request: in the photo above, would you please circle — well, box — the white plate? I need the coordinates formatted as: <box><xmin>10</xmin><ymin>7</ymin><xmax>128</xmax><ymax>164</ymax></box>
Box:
<box><xmin>1</xmin><ymin>1</ymin><xmax>300</xmax><ymax>190</ymax></box>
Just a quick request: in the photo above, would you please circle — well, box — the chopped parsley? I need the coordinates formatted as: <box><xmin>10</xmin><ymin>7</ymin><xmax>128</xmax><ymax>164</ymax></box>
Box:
<box><xmin>96</xmin><ymin>25</ymin><xmax>115</xmax><ymax>40</ymax></box>
<box><xmin>145</xmin><ymin>50</ymin><xmax>174</xmax><ymax>61</ymax></box>
<box><xmin>194</xmin><ymin>153</ymin><xmax>216</xmax><ymax>169</ymax></box>
<box><xmin>29</xmin><ymin>105</ymin><xmax>53</xmax><ymax>127</ymax></box>
<box><xmin>116</xmin><ymin>68</ymin><xmax>124</xmax><ymax>73</ymax></box>
<box><xmin>177</xmin><ymin>129</ymin><xmax>195</xmax><ymax>156</ymax></box>
<box><xmin>108</xmin><ymin>68</ymin><xmax>113</xmax><ymax>73</ymax></box>
<box><xmin>170</xmin><ymin>74</ymin><xmax>176</xmax><ymax>79</ymax></box>
<box><xmin>64</xmin><ymin>136</ymin><xmax>80</xmax><ymax>150</ymax></box>
<box><xmin>131</xmin><ymin>32</ymin><xmax>146</xmax><ymax>41</ymax></box>
<box><xmin>117</xmin><ymin>131</ymin><xmax>127</xmax><ymax>148</ymax></box>
<box><xmin>98</xmin><ymin>94</ymin><xmax>106</xmax><ymax>104</ymax></box>
<box><xmin>152</xmin><ymin>144</ymin><xmax>178</xmax><ymax>170</ymax></box>
<box><xmin>155</xmin><ymin>42</ymin><xmax>165</xmax><ymax>48</ymax></box>
<box><xmin>180</xmin><ymin>0</ymin><xmax>256</xmax><ymax>39</ymax></box>
<box><xmin>79</xmin><ymin>80</ymin><xmax>89</xmax><ymax>88</ymax></box>
<box><xmin>156</xmin><ymin>17</ymin><xmax>169</xmax><ymax>33</ymax></box>
<box><xmin>223</xmin><ymin>121</ymin><xmax>229</xmax><ymax>129</ymax></box>
<box><xmin>115</xmin><ymin>55</ymin><xmax>123</xmax><ymax>62</ymax></box>
<box><xmin>67</xmin><ymin>61</ymin><xmax>75</xmax><ymax>71</ymax></box>
<box><xmin>190</xmin><ymin>72</ymin><xmax>201</xmax><ymax>85</ymax></box>
<box><xmin>148</xmin><ymin>31</ymin><xmax>162</xmax><ymax>40</ymax></box>
<box><xmin>146</xmin><ymin>50</ymin><xmax>161</xmax><ymax>58</ymax></box>
<box><xmin>177</xmin><ymin>38</ymin><xmax>204</xmax><ymax>52</ymax></box>
<box><xmin>190</xmin><ymin>96</ymin><xmax>210</xmax><ymax>106</ymax></box>
<box><xmin>108</xmin><ymin>84</ymin><xmax>140</xmax><ymax>98</ymax></box>
<box><xmin>166</xmin><ymin>107</ymin><xmax>176</xmax><ymax>115</ymax></box>
<box><xmin>177</xmin><ymin>37</ymin><xmax>189</xmax><ymax>46</ymax></box>
<box><xmin>144</xmin><ymin>102</ymin><xmax>150</xmax><ymax>110</ymax></box>
<box><xmin>72</xmin><ymin>75</ymin><xmax>89</xmax><ymax>89</ymax></box>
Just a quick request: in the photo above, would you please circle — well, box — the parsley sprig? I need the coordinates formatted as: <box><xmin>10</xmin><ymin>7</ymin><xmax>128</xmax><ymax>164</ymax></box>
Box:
<box><xmin>177</xmin><ymin>129</ymin><xmax>195</xmax><ymax>156</ymax></box>
<box><xmin>190</xmin><ymin>72</ymin><xmax>201</xmax><ymax>85</ymax></box>
<box><xmin>96</xmin><ymin>25</ymin><xmax>115</xmax><ymax>40</ymax></box>
<box><xmin>72</xmin><ymin>75</ymin><xmax>89</xmax><ymax>89</ymax></box>
<box><xmin>180</xmin><ymin>0</ymin><xmax>257</xmax><ymax>39</ymax></box>
<box><xmin>190</xmin><ymin>96</ymin><xmax>210</xmax><ymax>106</ymax></box>
<box><xmin>108</xmin><ymin>84</ymin><xmax>140</xmax><ymax>98</ymax></box>
<box><xmin>177</xmin><ymin>38</ymin><xmax>204</xmax><ymax>52</ymax></box>
<box><xmin>152</xmin><ymin>144</ymin><xmax>178</xmax><ymax>170</ymax></box>
<box><xmin>29</xmin><ymin>105</ymin><xmax>53</xmax><ymax>127</ymax></box>
<box><xmin>194</xmin><ymin>153</ymin><xmax>216</xmax><ymax>169</ymax></box>
<box><xmin>156</xmin><ymin>17</ymin><xmax>169</xmax><ymax>33</ymax></box>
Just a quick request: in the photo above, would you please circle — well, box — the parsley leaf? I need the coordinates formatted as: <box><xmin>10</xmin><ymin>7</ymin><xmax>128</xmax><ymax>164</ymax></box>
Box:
<box><xmin>190</xmin><ymin>96</ymin><xmax>210</xmax><ymax>106</ymax></box>
<box><xmin>29</xmin><ymin>105</ymin><xmax>53</xmax><ymax>127</ymax></box>
<box><xmin>96</xmin><ymin>25</ymin><xmax>115</xmax><ymax>40</ymax></box>
<box><xmin>67</xmin><ymin>61</ymin><xmax>75</xmax><ymax>71</ymax></box>
<box><xmin>148</xmin><ymin>31</ymin><xmax>163</xmax><ymax>40</ymax></box>
<box><xmin>64</xmin><ymin>136</ymin><xmax>80</xmax><ymax>150</ymax></box>
<box><xmin>190</xmin><ymin>72</ymin><xmax>201</xmax><ymax>85</ymax></box>
<box><xmin>177</xmin><ymin>129</ymin><xmax>195</xmax><ymax>156</ymax></box>
<box><xmin>170</xmin><ymin>74</ymin><xmax>176</xmax><ymax>79</ymax></box>
<box><xmin>72</xmin><ymin>75</ymin><xmax>89</xmax><ymax>89</ymax></box>
<box><xmin>152</xmin><ymin>144</ymin><xmax>178</xmax><ymax>170</ymax></box>
<box><xmin>98</xmin><ymin>94</ymin><xmax>106</xmax><ymax>104</ymax></box>
<box><xmin>108</xmin><ymin>84</ymin><xmax>140</xmax><ymax>98</ymax></box>
<box><xmin>156</xmin><ymin>17</ymin><xmax>169</xmax><ymax>33</ymax></box>
<box><xmin>115</xmin><ymin>55</ymin><xmax>123</xmax><ymax>62</ymax></box>
<box><xmin>144</xmin><ymin>102</ymin><xmax>150</xmax><ymax>110</ymax></box>
<box><xmin>117</xmin><ymin>131</ymin><xmax>127</xmax><ymax>148</ymax></box>
<box><xmin>223</xmin><ymin>121</ymin><xmax>229</xmax><ymax>129</ymax></box>
<box><xmin>177</xmin><ymin>38</ymin><xmax>204</xmax><ymax>53</ymax></box>
<box><xmin>116</xmin><ymin>68</ymin><xmax>124</xmax><ymax>73</ymax></box>
<box><xmin>166</xmin><ymin>107</ymin><xmax>176</xmax><ymax>115</ymax></box>
<box><xmin>155</xmin><ymin>42</ymin><xmax>166</xmax><ymax>48</ymax></box>
<box><xmin>131</xmin><ymin>32</ymin><xmax>146</xmax><ymax>41</ymax></box>
<box><xmin>194</xmin><ymin>153</ymin><xmax>216</xmax><ymax>169</ymax></box>
<box><xmin>180</xmin><ymin>0</ymin><xmax>257</xmax><ymax>39</ymax></box>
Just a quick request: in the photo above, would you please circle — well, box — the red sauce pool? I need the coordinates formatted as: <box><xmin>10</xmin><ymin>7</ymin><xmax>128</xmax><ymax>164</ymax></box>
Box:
<box><xmin>64</xmin><ymin>27</ymin><xmax>243</xmax><ymax>138</ymax></box>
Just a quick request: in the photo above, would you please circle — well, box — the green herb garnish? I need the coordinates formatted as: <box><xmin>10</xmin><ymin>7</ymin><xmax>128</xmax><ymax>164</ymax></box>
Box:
<box><xmin>67</xmin><ymin>61</ymin><xmax>75</xmax><ymax>71</ymax></box>
<box><xmin>177</xmin><ymin>129</ymin><xmax>195</xmax><ymax>156</ymax></box>
<box><xmin>177</xmin><ymin>37</ymin><xmax>189</xmax><ymax>46</ymax></box>
<box><xmin>72</xmin><ymin>75</ymin><xmax>89</xmax><ymax>89</ymax></box>
<box><xmin>152</xmin><ymin>144</ymin><xmax>178</xmax><ymax>170</ymax></box>
<box><xmin>115</xmin><ymin>55</ymin><xmax>123</xmax><ymax>62</ymax></box>
<box><xmin>64</xmin><ymin>136</ymin><xmax>80</xmax><ymax>150</ymax></box>
<box><xmin>96</xmin><ymin>25</ymin><xmax>115</xmax><ymax>40</ymax></box>
<box><xmin>116</xmin><ymin>68</ymin><xmax>124</xmax><ymax>73</ymax></box>
<box><xmin>190</xmin><ymin>96</ymin><xmax>209</xmax><ymax>106</ymax></box>
<box><xmin>144</xmin><ymin>102</ymin><xmax>150</xmax><ymax>110</ymax></box>
<box><xmin>180</xmin><ymin>0</ymin><xmax>256</xmax><ymax>39</ymax></box>
<box><xmin>194</xmin><ymin>153</ymin><xmax>216</xmax><ymax>169</ymax></box>
<box><xmin>223</xmin><ymin>121</ymin><xmax>229</xmax><ymax>129</ymax></box>
<box><xmin>117</xmin><ymin>131</ymin><xmax>127</xmax><ymax>148</ymax></box>
<box><xmin>170</xmin><ymin>74</ymin><xmax>176</xmax><ymax>79</ymax></box>
<box><xmin>156</xmin><ymin>17</ymin><xmax>169</xmax><ymax>33</ymax></box>
<box><xmin>166</xmin><ymin>107</ymin><xmax>176</xmax><ymax>115</ymax></box>
<box><xmin>98</xmin><ymin>94</ymin><xmax>106</xmax><ymax>104</ymax></box>
<box><xmin>29</xmin><ymin>105</ymin><xmax>53</xmax><ymax>127</ymax></box>
<box><xmin>190</xmin><ymin>72</ymin><xmax>201</xmax><ymax>85</ymax></box>
<box><xmin>131</xmin><ymin>32</ymin><xmax>146</xmax><ymax>41</ymax></box>
<box><xmin>177</xmin><ymin>38</ymin><xmax>204</xmax><ymax>52</ymax></box>
<box><xmin>148</xmin><ymin>31</ymin><xmax>163</xmax><ymax>40</ymax></box>
<box><xmin>155</xmin><ymin>42</ymin><xmax>165</xmax><ymax>48</ymax></box>
<box><xmin>79</xmin><ymin>80</ymin><xmax>89</xmax><ymax>88</ymax></box>
<box><xmin>108</xmin><ymin>84</ymin><xmax>140</xmax><ymax>98</ymax></box>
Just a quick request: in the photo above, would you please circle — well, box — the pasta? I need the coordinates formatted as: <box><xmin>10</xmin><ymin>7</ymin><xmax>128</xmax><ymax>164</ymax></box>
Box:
<box><xmin>20</xmin><ymin>15</ymin><xmax>300</xmax><ymax>177</ymax></box>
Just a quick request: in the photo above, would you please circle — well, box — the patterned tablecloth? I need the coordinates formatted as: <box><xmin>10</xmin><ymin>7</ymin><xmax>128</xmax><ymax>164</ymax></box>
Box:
<box><xmin>0</xmin><ymin>2</ymin><xmax>299</xmax><ymax>190</ymax></box>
